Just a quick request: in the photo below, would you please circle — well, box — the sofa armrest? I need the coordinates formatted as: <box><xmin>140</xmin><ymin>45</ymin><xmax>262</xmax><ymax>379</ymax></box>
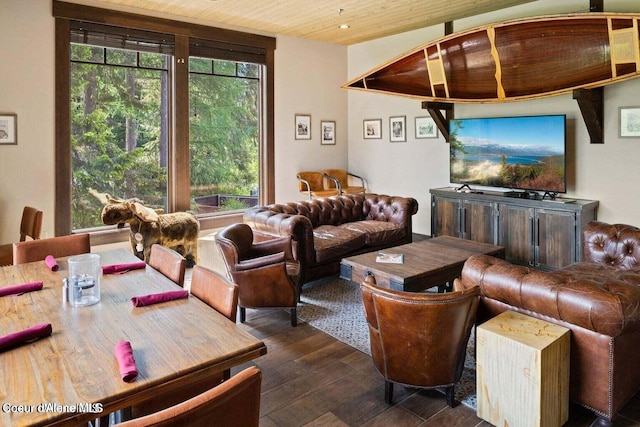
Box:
<box><xmin>459</xmin><ymin>254</ymin><xmax>640</xmax><ymax>337</ymax></box>
<box><xmin>363</xmin><ymin>194</ymin><xmax>419</xmax><ymax>228</ymax></box>
<box><xmin>243</xmin><ymin>206</ymin><xmax>315</xmax><ymax>263</ymax></box>
<box><xmin>236</xmin><ymin>252</ymin><xmax>285</xmax><ymax>271</ymax></box>
<box><xmin>248</xmin><ymin>236</ymin><xmax>294</xmax><ymax>262</ymax></box>
<box><xmin>583</xmin><ymin>221</ymin><xmax>640</xmax><ymax>269</ymax></box>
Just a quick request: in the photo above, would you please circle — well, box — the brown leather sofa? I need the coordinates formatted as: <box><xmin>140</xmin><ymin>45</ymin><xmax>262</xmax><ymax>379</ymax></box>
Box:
<box><xmin>243</xmin><ymin>193</ymin><xmax>418</xmax><ymax>291</ymax></box>
<box><xmin>457</xmin><ymin>221</ymin><xmax>640</xmax><ymax>426</ymax></box>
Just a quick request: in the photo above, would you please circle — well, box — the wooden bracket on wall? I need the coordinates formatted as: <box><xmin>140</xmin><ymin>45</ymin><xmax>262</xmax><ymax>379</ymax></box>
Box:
<box><xmin>422</xmin><ymin>101</ymin><xmax>454</xmax><ymax>142</ymax></box>
<box><xmin>590</xmin><ymin>0</ymin><xmax>603</xmax><ymax>12</ymax></box>
<box><xmin>573</xmin><ymin>87</ymin><xmax>604</xmax><ymax>144</ymax></box>
<box><xmin>420</xmin><ymin>21</ymin><xmax>455</xmax><ymax>143</ymax></box>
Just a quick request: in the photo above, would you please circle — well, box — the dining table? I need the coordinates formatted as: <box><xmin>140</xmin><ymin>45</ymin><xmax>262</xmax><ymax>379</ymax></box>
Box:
<box><xmin>0</xmin><ymin>248</ymin><xmax>267</xmax><ymax>427</ymax></box>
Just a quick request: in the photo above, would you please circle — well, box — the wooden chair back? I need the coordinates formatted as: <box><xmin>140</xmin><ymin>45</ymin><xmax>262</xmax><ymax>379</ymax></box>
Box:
<box><xmin>148</xmin><ymin>244</ymin><xmax>186</xmax><ymax>287</ymax></box>
<box><xmin>120</xmin><ymin>367</ymin><xmax>262</xmax><ymax>427</ymax></box>
<box><xmin>190</xmin><ymin>265</ymin><xmax>239</xmax><ymax>322</ymax></box>
<box><xmin>19</xmin><ymin>206</ymin><xmax>44</xmax><ymax>241</ymax></box>
<box><xmin>13</xmin><ymin>233</ymin><xmax>91</xmax><ymax>265</ymax></box>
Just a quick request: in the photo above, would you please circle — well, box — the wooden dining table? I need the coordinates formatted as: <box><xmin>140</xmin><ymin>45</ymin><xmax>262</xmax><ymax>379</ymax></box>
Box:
<box><xmin>0</xmin><ymin>249</ymin><xmax>267</xmax><ymax>427</ymax></box>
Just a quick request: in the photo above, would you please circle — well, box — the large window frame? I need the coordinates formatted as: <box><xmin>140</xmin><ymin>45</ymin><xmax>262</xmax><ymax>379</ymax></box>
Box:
<box><xmin>53</xmin><ymin>1</ymin><xmax>275</xmax><ymax>243</ymax></box>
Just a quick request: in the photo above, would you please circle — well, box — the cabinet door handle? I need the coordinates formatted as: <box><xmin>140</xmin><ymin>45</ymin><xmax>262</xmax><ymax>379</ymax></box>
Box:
<box><xmin>530</xmin><ymin>216</ymin><xmax>535</xmax><ymax>246</ymax></box>
<box><xmin>461</xmin><ymin>207</ymin><xmax>466</xmax><ymax>236</ymax></box>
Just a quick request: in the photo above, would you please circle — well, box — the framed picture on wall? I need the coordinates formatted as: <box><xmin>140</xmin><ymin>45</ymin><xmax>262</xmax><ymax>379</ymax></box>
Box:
<box><xmin>389</xmin><ymin>116</ymin><xmax>406</xmax><ymax>142</ymax></box>
<box><xmin>415</xmin><ymin>116</ymin><xmax>438</xmax><ymax>138</ymax></box>
<box><xmin>0</xmin><ymin>114</ymin><xmax>17</xmax><ymax>145</ymax></box>
<box><xmin>363</xmin><ymin>119</ymin><xmax>382</xmax><ymax>139</ymax></box>
<box><xmin>320</xmin><ymin>120</ymin><xmax>336</xmax><ymax>145</ymax></box>
<box><xmin>295</xmin><ymin>114</ymin><xmax>311</xmax><ymax>140</ymax></box>
<box><xmin>619</xmin><ymin>107</ymin><xmax>640</xmax><ymax>138</ymax></box>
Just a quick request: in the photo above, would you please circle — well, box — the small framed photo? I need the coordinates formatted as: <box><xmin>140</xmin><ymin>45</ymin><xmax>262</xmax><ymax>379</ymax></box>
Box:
<box><xmin>415</xmin><ymin>116</ymin><xmax>438</xmax><ymax>139</ymax></box>
<box><xmin>389</xmin><ymin>116</ymin><xmax>406</xmax><ymax>142</ymax></box>
<box><xmin>295</xmin><ymin>114</ymin><xmax>311</xmax><ymax>140</ymax></box>
<box><xmin>320</xmin><ymin>120</ymin><xmax>336</xmax><ymax>145</ymax></box>
<box><xmin>363</xmin><ymin>119</ymin><xmax>382</xmax><ymax>139</ymax></box>
<box><xmin>0</xmin><ymin>114</ymin><xmax>17</xmax><ymax>145</ymax></box>
<box><xmin>619</xmin><ymin>107</ymin><xmax>640</xmax><ymax>138</ymax></box>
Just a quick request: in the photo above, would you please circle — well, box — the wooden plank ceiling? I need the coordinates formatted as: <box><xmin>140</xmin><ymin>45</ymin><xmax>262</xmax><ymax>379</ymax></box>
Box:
<box><xmin>85</xmin><ymin>0</ymin><xmax>539</xmax><ymax>45</ymax></box>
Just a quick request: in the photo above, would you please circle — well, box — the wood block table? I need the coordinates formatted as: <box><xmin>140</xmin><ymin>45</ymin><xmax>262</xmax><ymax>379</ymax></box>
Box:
<box><xmin>477</xmin><ymin>310</ymin><xmax>570</xmax><ymax>427</ymax></box>
<box><xmin>340</xmin><ymin>235</ymin><xmax>504</xmax><ymax>292</ymax></box>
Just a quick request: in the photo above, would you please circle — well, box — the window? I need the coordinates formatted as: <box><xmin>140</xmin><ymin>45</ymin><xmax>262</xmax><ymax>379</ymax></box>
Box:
<box><xmin>53</xmin><ymin>1</ymin><xmax>275</xmax><ymax>240</ymax></box>
<box><xmin>189</xmin><ymin>56</ymin><xmax>261</xmax><ymax>215</ymax></box>
<box><xmin>69</xmin><ymin>27</ymin><xmax>172</xmax><ymax>229</ymax></box>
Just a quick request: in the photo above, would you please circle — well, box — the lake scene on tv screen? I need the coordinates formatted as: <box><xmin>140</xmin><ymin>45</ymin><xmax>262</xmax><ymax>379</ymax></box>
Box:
<box><xmin>450</xmin><ymin>115</ymin><xmax>566</xmax><ymax>193</ymax></box>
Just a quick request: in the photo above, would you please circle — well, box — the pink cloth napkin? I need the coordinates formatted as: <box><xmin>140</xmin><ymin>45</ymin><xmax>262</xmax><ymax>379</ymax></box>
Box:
<box><xmin>0</xmin><ymin>281</ymin><xmax>43</xmax><ymax>297</ymax></box>
<box><xmin>114</xmin><ymin>340</ymin><xmax>138</xmax><ymax>382</ymax></box>
<box><xmin>45</xmin><ymin>255</ymin><xmax>59</xmax><ymax>272</ymax></box>
<box><xmin>131</xmin><ymin>290</ymin><xmax>189</xmax><ymax>307</ymax></box>
<box><xmin>0</xmin><ymin>323</ymin><xmax>52</xmax><ymax>352</ymax></box>
<box><xmin>102</xmin><ymin>261</ymin><xmax>146</xmax><ymax>275</ymax></box>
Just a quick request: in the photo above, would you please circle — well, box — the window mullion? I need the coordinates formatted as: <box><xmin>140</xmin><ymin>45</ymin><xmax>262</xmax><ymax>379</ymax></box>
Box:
<box><xmin>172</xmin><ymin>34</ymin><xmax>191</xmax><ymax>213</ymax></box>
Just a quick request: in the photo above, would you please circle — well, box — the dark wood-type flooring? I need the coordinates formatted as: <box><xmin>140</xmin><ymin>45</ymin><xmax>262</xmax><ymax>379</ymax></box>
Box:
<box><xmin>232</xmin><ymin>307</ymin><xmax>640</xmax><ymax>427</ymax></box>
<box><xmin>206</xmin><ymin>234</ymin><xmax>640</xmax><ymax>426</ymax></box>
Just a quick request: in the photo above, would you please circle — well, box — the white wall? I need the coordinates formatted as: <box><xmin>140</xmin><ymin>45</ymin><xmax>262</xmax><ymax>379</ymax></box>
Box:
<box><xmin>0</xmin><ymin>0</ymin><xmax>347</xmax><ymax>244</ymax></box>
<box><xmin>348</xmin><ymin>0</ymin><xmax>640</xmax><ymax>235</ymax></box>
<box><xmin>274</xmin><ymin>36</ymin><xmax>348</xmax><ymax>203</ymax></box>
<box><xmin>0</xmin><ymin>0</ymin><xmax>56</xmax><ymax>242</ymax></box>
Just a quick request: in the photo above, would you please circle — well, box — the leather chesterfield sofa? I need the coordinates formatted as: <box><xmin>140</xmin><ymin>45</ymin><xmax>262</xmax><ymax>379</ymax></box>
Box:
<box><xmin>243</xmin><ymin>193</ymin><xmax>418</xmax><ymax>291</ymax></box>
<box><xmin>457</xmin><ymin>221</ymin><xmax>640</xmax><ymax>426</ymax></box>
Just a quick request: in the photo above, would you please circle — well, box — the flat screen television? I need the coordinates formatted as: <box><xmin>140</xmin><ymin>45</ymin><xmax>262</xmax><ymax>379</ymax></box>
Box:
<box><xmin>449</xmin><ymin>114</ymin><xmax>567</xmax><ymax>194</ymax></box>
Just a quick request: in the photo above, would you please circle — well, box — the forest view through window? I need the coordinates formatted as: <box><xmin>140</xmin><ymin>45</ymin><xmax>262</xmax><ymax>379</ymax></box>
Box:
<box><xmin>70</xmin><ymin>38</ymin><xmax>261</xmax><ymax>231</ymax></box>
<box><xmin>189</xmin><ymin>57</ymin><xmax>260</xmax><ymax>215</ymax></box>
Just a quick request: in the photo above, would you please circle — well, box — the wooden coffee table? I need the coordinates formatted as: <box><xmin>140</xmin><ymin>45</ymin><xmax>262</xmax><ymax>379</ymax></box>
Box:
<box><xmin>340</xmin><ymin>236</ymin><xmax>504</xmax><ymax>292</ymax></box>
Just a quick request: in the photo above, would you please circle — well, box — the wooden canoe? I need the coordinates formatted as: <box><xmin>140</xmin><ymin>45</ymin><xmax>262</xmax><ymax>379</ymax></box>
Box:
<box><xmin>343</xmin><ymin>13</ymin><xmax>640</xmax><ymax>103</ymax></box>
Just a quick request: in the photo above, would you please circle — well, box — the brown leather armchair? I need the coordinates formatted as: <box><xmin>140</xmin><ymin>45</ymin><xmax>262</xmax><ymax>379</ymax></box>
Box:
<box><xmin>360</xmin><ymin>276</ymin><xmax>480</xmax><ymax>406</ymax></box>
<box><xmin>216</xmin><ymin>223</ymin><xmax>299</xmax><ymax>326</ymax></box>
<box><xmin>323</xmin><ymin>169</ymin><xmax>366</xmax><ymax>195</ymax></box>
<box><xmin>296</xmin><ymin>171</ymin><xmax>340</xmax><ymax>200</ymax></box>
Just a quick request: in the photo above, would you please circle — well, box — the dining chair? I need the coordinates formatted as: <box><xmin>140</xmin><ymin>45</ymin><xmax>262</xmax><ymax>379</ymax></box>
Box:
<box><xmin>360</xmin><ymin>275</ymin><xmax>480</xmax><ymax>407</ymax></box>
<box><xmin>147</xmin><ymin>244</ymin><xmax>186</xmax><ymax>287</ymax></box>
<box><xmin>216</xmin><ymin>223</ymin><xmax>299</xmax><ymax>326</ymax></box>
<box><xmin>190</xmin><ymin>265</ymin><xmax>239</xmax><ymax>322</ymax></box>
<box><xmin>120</xmin><ymin>366</ymin><xmax>262</xmax><ymax>427</ymax></box>
<box><xmin>0</xmin><ymin>206</ymin><xmax>43</xmax><ymax>266</ymax></box>
<box><xmin>130</xmin><ymin>265</ymin><xmax>240</xmax><ymax>420</ymax></box>
<box><xmin>13</xmin><ymin>233</ymin><xmax>90</xmax><ymax>265</ymax></box>
<box><xmin>323</xmin><ymin>169</ymin><xmax>366</xmax><ymax>195</ymax></box>
<box><xmin>296</xmin><ymin>171</ymin><xmax>340</xmax><ymax>200</ymax></box>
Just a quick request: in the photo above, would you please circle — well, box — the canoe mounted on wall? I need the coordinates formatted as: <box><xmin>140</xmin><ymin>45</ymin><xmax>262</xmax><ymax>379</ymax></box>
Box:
<box><xmin>342</xmin><ymin>12</ymin><xmax>640</xmax><ymax>104</ymax></box>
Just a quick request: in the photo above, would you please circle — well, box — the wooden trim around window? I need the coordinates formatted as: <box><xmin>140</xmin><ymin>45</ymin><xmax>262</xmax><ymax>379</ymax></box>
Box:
<box><xmin>54</xmin><ymin>17</ymin><xmax>71</xmax><ymax>237</ymax></box>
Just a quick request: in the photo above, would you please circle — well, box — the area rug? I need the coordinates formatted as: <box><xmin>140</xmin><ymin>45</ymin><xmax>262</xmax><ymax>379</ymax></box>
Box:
<box><xmin>297</xmin><ymin>275</ymin><xmax>477</xmax><ymax>409</ymax></box>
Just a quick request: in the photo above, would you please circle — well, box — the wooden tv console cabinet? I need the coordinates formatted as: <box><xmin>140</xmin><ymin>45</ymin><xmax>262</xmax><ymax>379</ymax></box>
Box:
<box><xmin>429</xmin><ymin>187</ymin><xmax>599</xmax><ymax>270</ymax></box>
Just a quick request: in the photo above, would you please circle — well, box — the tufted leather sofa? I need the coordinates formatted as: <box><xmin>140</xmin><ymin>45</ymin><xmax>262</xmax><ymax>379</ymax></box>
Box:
<box><xmin>457</xmin><ymin>221</ymin><xmax>640</xmax><ymax>426</ymax></box>
<box><xmin>243</xmin><ymin>193</ymin><xmax>418</xmax><ymax>291</ymax></box>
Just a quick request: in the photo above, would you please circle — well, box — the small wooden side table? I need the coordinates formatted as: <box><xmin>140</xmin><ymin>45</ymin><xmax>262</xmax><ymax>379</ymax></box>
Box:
<box><xmin>476</xmin><ymin>310</ymin><xmax>570</xmax><ymax>427</ymax></box>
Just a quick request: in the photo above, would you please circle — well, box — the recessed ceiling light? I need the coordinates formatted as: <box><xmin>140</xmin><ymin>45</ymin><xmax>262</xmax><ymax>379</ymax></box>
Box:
<box><xmin>339</xmin><ymin>24</ymin><xmax>350</xmax><ymax>29</ymax></box>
